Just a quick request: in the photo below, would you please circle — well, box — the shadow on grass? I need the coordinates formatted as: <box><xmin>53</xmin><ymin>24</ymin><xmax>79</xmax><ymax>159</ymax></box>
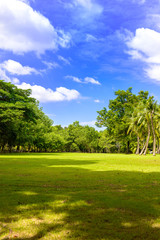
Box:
<box><xmin>0</xmin><ymin>158</ymin><xmax>97</xmax><ymax>166</ymax></box>
<box><xmin>1</xmin><ymin>166</ymin><xmax>160</xmax><ymax>239</ymax></box>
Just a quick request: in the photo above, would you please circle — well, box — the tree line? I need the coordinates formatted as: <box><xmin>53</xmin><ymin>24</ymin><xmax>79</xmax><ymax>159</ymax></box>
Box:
<box><xmin>0</xmin><ymin>80</ymin><xmax>159</xmax><ymax>155</ymax></box>
<box><xmin>96</xmin><ymin>87</ymin><xmax>160</xmax><ymax>156</ymax></box>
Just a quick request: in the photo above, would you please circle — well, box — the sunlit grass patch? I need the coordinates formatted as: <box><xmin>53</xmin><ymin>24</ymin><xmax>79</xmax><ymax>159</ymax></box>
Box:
<box><xmin>1</xmin><ymin>153</ymin><xmax>160</xmax><ymax>239</ymax></box>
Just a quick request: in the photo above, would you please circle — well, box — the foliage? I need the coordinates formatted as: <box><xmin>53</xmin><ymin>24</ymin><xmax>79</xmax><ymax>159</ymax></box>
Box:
<box><xmin>1</xmin><ymin>80</ymin><xmax>160</xmax><ymax>155</ymax></box>
<box><xmin>96</xmin><ymin>88</ymin><xmax>160</xmax><ymax>155</ymax></box>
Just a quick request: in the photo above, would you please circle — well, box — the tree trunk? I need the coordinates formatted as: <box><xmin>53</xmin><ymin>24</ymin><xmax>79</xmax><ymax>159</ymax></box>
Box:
<box><xmin>143</xmin><ymin>122</ymin><xmax>150</xmax><ymax>155</ymax></box>
<box><xmin>1</xmin><ymin>144</ymin><xmax>4</xmax><ymax>152</ymax></box>
<box><xmin>17</xmin><ymin>145</ymin><xmax>20</xmax><ymax>152</ymax></box>
<box><xmin>157</xmin><ymin>138</ymin><xmax>159</xmax><ymax>154</ymax></box>
<box><xmin>151</xmin><ymin>111</ymin><xmax>156</xmax><ymax>156</ymax></box>
<box><xmin>28</xmin><ymin>145</ymin><xmax>31</xmax><ymax>152</ymax></box>
<box><xmin>136</xmin><ymin>135</ymin><xmax>140</xmax><ymax>154</ymax></box>
<box><xmin>118</xmin><ymin>145</ymin><xmax>120</xmax><ymax>153</ymax></box>
<box><xmin>9</xmin><ymin>145</ymin><xmax>12</xmax><ymax>153</ymax></box>
<box><xmin>158</xmin><ymin>139</ymin><xmax>160</xmax><ymax>154</ymax></box>
<box><xmin>127</xmin><ymin>141</ymin><xmax>130</xmax><ymax>154</ymax></box>
<box><xmin>140</xmin><ymin>140</ymin><xmax>146</xmax><ymax>155</ymax></box>
<box><xmin>153</xmin><ymin>135</ymin><xmax>156</xmax><ymax>156</ymax></box>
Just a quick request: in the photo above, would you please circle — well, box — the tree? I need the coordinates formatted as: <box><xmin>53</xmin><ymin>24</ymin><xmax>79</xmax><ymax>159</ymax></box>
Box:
<box><xmin>96</xmin><ymin>88</ymin><xmax>137</xmax><ymax>153</ymax></box>
<box><xmin>128</xmin><ymin>93</ymin><xmax>159</xmax><ymax>156</ymax></box>
<box><xmin>0</xmin><ymin>80</ymin><xmax>40</xmax><ymax>151</ymax></box>
<box><xmin>0</xmin><ymin>80</ymin><xmax>53</xmax><ymax>152</ymax></box>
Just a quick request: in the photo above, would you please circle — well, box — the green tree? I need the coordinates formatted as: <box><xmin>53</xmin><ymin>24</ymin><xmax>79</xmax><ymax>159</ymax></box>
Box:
<box><xmin>0</xmin><ymin>80</ymin><xmax>39</xmax><ymax>151</ymax></box>
<box><xmin>96</xmin><ymin>88</ymin><xmax>137</xmax><ymax>153</ymax></box>
<box><xmin>0</xmin><ymin>80</ymin><xmax>54</xmax><ymax>152</ymax></box>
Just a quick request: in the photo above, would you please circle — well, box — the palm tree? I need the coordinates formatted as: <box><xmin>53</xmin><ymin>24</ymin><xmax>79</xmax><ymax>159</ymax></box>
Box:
<box><xmin>147</xmin><ymin>97</ymin><xmax>158</xmax><ymax>156</ymax></box>
<box><xmin>129</xmin><ymin>97</ymin><xmax>159</xmax><ymax>156</ymax></box>
<box><xmin>128</xmin><ymin>100</ymin><xmax>151</xmax><ymax>155</ymax></box>
<box><xmin>138</xmin><ymin>101</ymin><xmax>151</xmax><ymax>155</ymax></box>
<box><xmin>128</xmin><ymin>102</ymin><xmax>148</xmax><ymax>155</ymax></box>
<box><xmin>128</xmin><ymin>108</ymin><xmax>141</xmax><ymax>154</ymax></box>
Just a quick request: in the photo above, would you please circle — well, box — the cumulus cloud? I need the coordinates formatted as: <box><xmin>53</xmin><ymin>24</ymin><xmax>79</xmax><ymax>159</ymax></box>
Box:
<box><xmin>66</xmin><ymin>75</ymin><xmax>101</xmax><ymax>85</ymax></box>
<box><xmin>126</xmin><ymin>28</ymin><xmax>160</xmax><ymax>82</ymax></box>
<box><xmin>0</xmin><ymin>69</ymin><xmax>12</xmax><ymax>82</ymax></box>
<box><xmin>0</xmin><ymin>0</ymin><xmax>71</xmax><ymax>54</ymax></box>
<box><xmin>0</xmin><ymin>65</ymin><xmax>80</xmax><ymax>102</ymax></box>
<box><xmin>0</xmin><ymin>67</ymin><xmax>20</xmax><ymax>84</ymax></box>
<box><xmin>16</xmin><ymin>82</ymin><xmax>80</xmax><ymax>102</ymax></box>
<box><xmin>145</xmin><ymin>65</ymin><xmax>160</xmax><ymax>82</ymax></box>
<box><xmin>127</xmin><ymin>28</ymin><xmax>160</xmax><ymax>62</ymax></box>
<box><xmin>0</xmin><ymin>60</ymin><xmax>39</xmax><ymax>75</ymax></box>
<box><xmin>12</xmin><ymin>78</ymin><xmax>20</xmax><ymax>84</ymax></box>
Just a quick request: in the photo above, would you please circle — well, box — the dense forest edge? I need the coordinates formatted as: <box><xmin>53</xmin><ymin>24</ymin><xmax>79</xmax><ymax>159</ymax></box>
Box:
<box><xmin>0</xmin><ymin>80</ymin><xmax>159</xmax><ymax>155</ymax></box>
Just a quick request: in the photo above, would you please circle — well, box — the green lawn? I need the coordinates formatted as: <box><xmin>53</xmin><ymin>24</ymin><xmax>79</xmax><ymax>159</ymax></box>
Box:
<box><xmin>1</xmin><ymin>153</ymin><xmax>160</xmax><ymax>240</ymax></box>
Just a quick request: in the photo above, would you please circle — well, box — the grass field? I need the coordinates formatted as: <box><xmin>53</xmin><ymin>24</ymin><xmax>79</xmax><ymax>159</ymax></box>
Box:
<box><xmin>1</xmin><ymin>153</ymin><xmax>160</xmax><ymax>239</ymax></box>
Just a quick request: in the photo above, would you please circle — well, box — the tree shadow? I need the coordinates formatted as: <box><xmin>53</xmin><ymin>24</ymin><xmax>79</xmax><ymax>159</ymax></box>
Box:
<box><xmin>0</xmin><ymin>157</ymin><xmax>97</xmax><ymax>166</ymax></box>
<box><xmin>1</xmin><ymin>164</ymin><xmax>160</xmax><ymax>239</ymax></box>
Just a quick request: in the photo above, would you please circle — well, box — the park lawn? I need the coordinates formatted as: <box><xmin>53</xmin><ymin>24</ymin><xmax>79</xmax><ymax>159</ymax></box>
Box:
<box><xmin>1</xmin><ymin>153</ymin><xmax>160</xmax><ymax>239</ymax></box>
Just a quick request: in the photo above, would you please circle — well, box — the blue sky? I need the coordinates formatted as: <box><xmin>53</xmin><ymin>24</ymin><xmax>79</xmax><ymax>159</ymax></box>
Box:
<box><xmin>1</xmin><ymin>0</ymin><xmax>160</xmax><ymax>128</ymax></box>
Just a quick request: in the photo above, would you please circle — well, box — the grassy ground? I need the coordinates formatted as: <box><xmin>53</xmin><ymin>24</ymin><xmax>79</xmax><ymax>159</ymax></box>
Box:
<box><xmin>1</xmin><ymin>153</ymin><xmax>160</xmax><ymax>239</ymax></box>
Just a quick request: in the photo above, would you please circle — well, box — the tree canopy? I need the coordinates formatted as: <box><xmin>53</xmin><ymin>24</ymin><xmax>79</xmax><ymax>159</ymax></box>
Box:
<box><xmin>0</xmin><ymin>81</ymin><xmax>159</xmax><ymax>155</ymax></box>
<box><xmin>96</xmin><ymin>88</ymin><xmax>160</xmax><ymax>155</ymax></box>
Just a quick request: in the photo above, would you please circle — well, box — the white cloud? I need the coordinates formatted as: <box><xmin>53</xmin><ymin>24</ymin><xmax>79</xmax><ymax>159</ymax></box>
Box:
<box><xmin>80</xmin><ymin>120</ymin><xmax>106</xmax><ymax>131</ymax></box>
<box><xmin>16</xmin><ymin>82</ymin><xmax>80</xmax><ymax>102</ymax></box>
<box><xmin>84</xmin><ymin>77</ymin><xmax>101</xmax><ymax>85</ymax></box>
<box><xmin>80</xmin><ymin>120</ymin><xmax>96</xmax><ymax>127</ymax></box>
<box><xmin>0</xmin><ymin>60</ymin><xmax>38</xmax><ymax>75</ymax></box>
<box><xmin>58</xmin><ymin>56</ymin><xmax>71</xmax><ymax>65</ymax></box>
<box><xmin>62</xmin><ymin>120</ymin><xmax>103</xmax><ymax>131</ymax></box>
<box><xmin>57</xmin><ymin>30</ymin><xmax>71</xmax><ymax>48</ymax></box>
<box><xmin>126</xmin><ymin>50</ymin><xmax>144</xmax><ymax>61</ymax></box>
<box><xmin>0</xmin><ymin>69</ymin><xmax>12</xmax><ymax>82</ymax></box>
<box><xmin>20</xmin><ymin>0</ymin><xmax>30</xmax><ymax>3</ymax></box>
<box><xmin>86</xmin><ymin>34</ymin><xmax>98</xmax><ymax>42</ymax></box>
<box><xmin>140</xmin><ymin>0</ymin><xmax>145</xmax><ymax>3</ymax></box>
<box><xmin>0</xmin><ymin>68</ymin><xmax>20</xmax><ymax>84</ymax></box>
<box><xmin>46</xmin><ymin>113</ymin><xmax>56</xmax><ymax>117</ymax></box>
<box><xmin>0</xmin><ymin>59</ymin><xmax>38</xmax><ymax>84</ymax></box>
<box><xmin>72</xmin><ymin>77</ymin><xmax>82</xmax><ymax>83</ymax></box>
<box><xmin>94</xmin><ymin>99</ymin><xmax>100</xmax><ymax>103</ymax></box>
<box><xmin>0</xmin><ymin>0</ymin><xmax>71</xmax><ymax>54</ymax></box>
<box><xmin>72</xmin><ymin>0</ymin><xmax>103</xmax><ymax>16</ymax></box>
<box><xmin>132</xmin><ymin>0</ymin><xmax>145</xmax><ymax>4</ymax></box>
<box><xmin>0</xmin><ymin>65</ymin><xmax>81</xmax><ymax>102</ymax></box>
<box><xmin>145</xmin><ymin>65</ymin><xmax>160</xmax><ymax>82</ymax></box>
<box><xmin>42</xmin><ymin>61</ymin><xmax>60</xmax><ymax>69</ymax></box>
<box><xmin>65</xmin><ymin>75</ymin><xmax>82</xmax><ymax>83</ymax></box>
<box><xmin>147</xmin><ymin>14</ymin><xmax>160</xmax><ymax>29</ymax></box>
<box><xmin>12</xmin><ymin>78</ymin><xmax>20</xmax><ymax>84</ymax></box>
<box><xmin>66</xmin><ymin>75</ymin><xmax>101</xmax><ymax>85</ymax></box>
<box><xmin>127</xmin><ymin>28</ymin><xmax>160</xmax><ymax>62</ymax></box>
<box><xmin>126</xmin><ymin>28</ymin><xmax>160</xmax><ymax>82</ymax></box>
<box><xmin>65</xmin><ymin>0</ymin><xmax>103</xmax><ymax>22</ymax></box>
